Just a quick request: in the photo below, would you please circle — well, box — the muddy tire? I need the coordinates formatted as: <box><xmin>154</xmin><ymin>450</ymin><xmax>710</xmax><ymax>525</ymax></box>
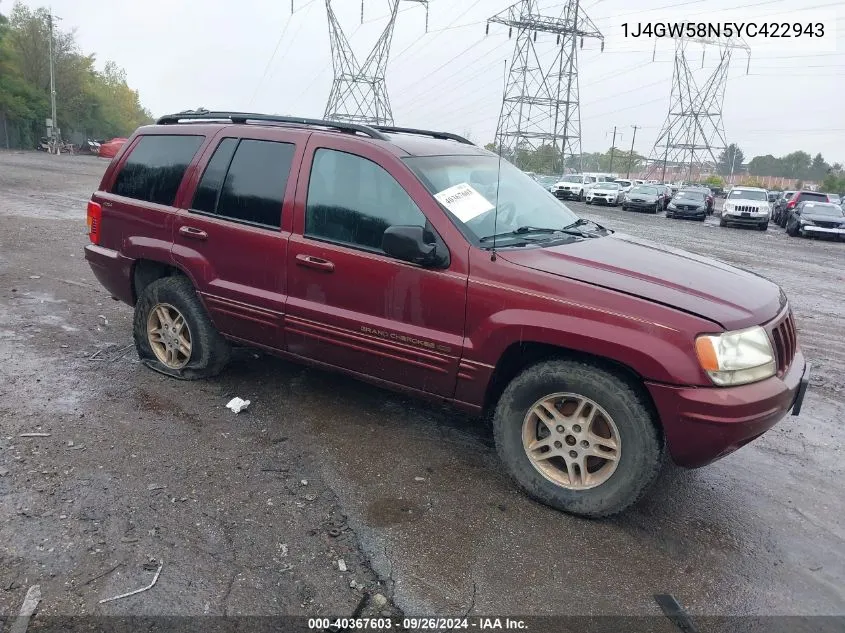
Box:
<box><xmin>492</xmin><ymin>359</ymin><xmax>664</xmax><ymax>518</ymax></box>
<box><xmin>133</xmin><ymin>276</ymin><xmax>230</xmax><ymax>380</ymax></box>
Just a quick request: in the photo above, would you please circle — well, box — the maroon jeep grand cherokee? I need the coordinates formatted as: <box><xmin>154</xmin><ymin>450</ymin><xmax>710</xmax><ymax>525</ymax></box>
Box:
<box><xmin>84</xmin><ymin>111</ymin><xmax>810</xmax><ymax>517</ymax></box>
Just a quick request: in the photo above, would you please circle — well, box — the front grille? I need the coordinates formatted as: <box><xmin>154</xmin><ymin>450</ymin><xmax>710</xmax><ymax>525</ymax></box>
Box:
<box><xmin>733</xmin><ymin>205</ymin><xmax>763</xmax><ymax>213</ymax></box>
<box><xmin>768</xmin><ymin>310</ymin><xmax>798</xmax><ymax>376</ymax></box>
<box><xmin>815</xmin><ymin>221</ymin><xmax>840</xmax><ymax>229</ymax></box>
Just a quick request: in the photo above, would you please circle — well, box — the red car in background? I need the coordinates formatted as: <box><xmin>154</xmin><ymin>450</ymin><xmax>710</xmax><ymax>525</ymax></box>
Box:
<box><xmin>98</xmin><ymin>137</ymin><xmax>128</xmax><ymax>159</ymax></box>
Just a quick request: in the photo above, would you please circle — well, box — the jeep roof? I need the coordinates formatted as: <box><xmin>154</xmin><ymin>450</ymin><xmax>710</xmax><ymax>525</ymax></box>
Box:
<box><xmin>152</xmin><ymin>110</ymin><xmax>486</xmax><ymax>159</ymax></box>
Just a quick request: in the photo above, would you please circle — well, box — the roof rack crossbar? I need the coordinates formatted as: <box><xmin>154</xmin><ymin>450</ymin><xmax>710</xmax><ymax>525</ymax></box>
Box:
<box><xmin>155</xmin><ymin>110</ymin><xmax>389</xmax><ymax>141</ymax></box>
<box><xmin>371</xmin><ymin>125</ymin><xmax>475</xmax><ymax>145</ymax></box>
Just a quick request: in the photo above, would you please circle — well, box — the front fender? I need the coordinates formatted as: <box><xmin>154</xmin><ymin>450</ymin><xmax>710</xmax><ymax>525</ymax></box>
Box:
<box><xmin>466</xmin><ymin>308</ymin><xmax>707</xmax><ymax>387</ymax></box>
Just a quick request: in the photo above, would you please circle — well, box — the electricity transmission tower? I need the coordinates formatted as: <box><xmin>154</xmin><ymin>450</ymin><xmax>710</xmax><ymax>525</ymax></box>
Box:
<box><xmin>646</xmin><ymin>36</ymin><xmax>750</xmax><ymax>182</ymax></box>
<box><xmin>323</xmin><ymin>0</ymin><xmax>428</xmax><ymax>125</ymax></box>
<box><xmin>487</xmin><ymin>0</ymin><xmax>604</xmax><ymax>174</ymax></box>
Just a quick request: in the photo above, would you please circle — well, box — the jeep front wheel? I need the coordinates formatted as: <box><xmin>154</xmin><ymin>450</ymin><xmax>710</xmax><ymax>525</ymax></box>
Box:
<box><xmin>134</xmin><ymin>276</ymin><xmax>231</xmax><ymax>380</ymax></box>
<box><xmin>493</xmin><ymin>360</ymin><xmax>663</xmax><ymax>518</ymax></box>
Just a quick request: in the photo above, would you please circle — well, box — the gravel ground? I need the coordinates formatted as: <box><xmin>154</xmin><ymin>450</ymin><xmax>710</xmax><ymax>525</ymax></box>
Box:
<box><xmin>0</xmin><ymin>151</ymin><xmax>843</xmax><ymax>625</ymax></box>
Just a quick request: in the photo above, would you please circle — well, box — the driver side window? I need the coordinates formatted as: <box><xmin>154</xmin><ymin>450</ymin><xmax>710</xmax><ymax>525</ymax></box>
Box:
<box><xmin>305</xmin><ymin>149</ymin><xmax>426</xmax><ymax>252</ymax></box>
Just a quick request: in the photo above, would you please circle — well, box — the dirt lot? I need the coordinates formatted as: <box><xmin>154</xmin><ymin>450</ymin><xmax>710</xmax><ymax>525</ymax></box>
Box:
<box><xmin>1</xmin><ymin>151</ymin><xmax>843</xmax><ymax>625</ymax></box>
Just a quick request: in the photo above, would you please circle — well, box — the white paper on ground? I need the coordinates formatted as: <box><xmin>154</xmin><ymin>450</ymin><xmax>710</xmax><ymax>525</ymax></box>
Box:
<box><xmin>434</xmin><ymin>183</ymin><xmax>495</xmax><ymax>223</ymax></box>
<box><xmin>226</xmin><ymin>397</ymin><xmax>251</xmax><ymax>413</ymax></box>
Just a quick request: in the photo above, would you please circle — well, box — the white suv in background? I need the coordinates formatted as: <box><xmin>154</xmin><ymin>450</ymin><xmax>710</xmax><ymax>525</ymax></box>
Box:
<box><xmin>614</xmin><ymin>178</ymin><xmax>634</xmax><ymax>193</ymax></box>
<box><xmin>552</xmin><ymin>174</ymin><xmax>597</xmax><ymax>201</ymax></box>
<box><xmin>720</xmin><ymin>186</ymin><xmax>771</xmax><ymax>230</ymax></box>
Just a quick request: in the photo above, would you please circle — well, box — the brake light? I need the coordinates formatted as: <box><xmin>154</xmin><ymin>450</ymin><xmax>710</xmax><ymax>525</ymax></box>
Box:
<box><xmin>86</xmin><ymin>200</ymin><xmax>102</xmax><ymax>245</ymax></box>
<box><xmin>787</xmin><ymin>199</ymin><xmax>797</xmax><ymax>209</ymax></box>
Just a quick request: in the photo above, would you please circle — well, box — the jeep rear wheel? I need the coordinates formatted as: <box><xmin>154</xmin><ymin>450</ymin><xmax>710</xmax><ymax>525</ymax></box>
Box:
<box><xmin>493</xmin><ymin>360</ymin><xmax>663</xmax><ymax>518</ymax></box>
<box><xmin>134</xmin><ymin>276</ymin><xmax>230</xmax><ymax>380</ymax></box>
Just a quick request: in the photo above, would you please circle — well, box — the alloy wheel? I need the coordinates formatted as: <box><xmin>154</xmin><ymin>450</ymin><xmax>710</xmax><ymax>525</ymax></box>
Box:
<box><xmin>147</xmin><ymin>303</ymin><xmax>192</xmax><ymax>369</ymax></box>
<box><xmin>522</xmin><ymin>393</ymin><xmax>621</xmax><ymax>490</ymax></box>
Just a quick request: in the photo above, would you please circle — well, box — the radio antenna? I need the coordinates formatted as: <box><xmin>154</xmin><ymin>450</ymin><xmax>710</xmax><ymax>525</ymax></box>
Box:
<box><xmin>491</xmin><ymin>58</ymin><xmax>508</xmax><ymax>262</ymax></box>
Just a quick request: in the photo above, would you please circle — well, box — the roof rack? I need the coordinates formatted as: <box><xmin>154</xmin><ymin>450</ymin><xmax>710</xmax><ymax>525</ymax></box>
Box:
<box><xmin>372</xmin><ymin>125</ymin><xmax>475</xmax><ymax>145</ymax></box>
<box><xmin>155</xmin><ymin>110</ymin><xmax>389</xmax><ymax>141</ymax></box>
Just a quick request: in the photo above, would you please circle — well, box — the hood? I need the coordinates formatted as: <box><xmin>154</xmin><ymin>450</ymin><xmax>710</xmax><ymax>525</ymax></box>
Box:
<box><xmin>499</xmin><ymin>233</ymin><xmax>782</xmax><ymax>330</ymax></box>
<box><xmin>627</xmin><ymin>193</ymin><xmax>658</xmax><ymax>201</ymax></box>
<box><xmin>802</xmin><ymin>212</ymin><xmax>845</xmax><ymax>224</ymax></box>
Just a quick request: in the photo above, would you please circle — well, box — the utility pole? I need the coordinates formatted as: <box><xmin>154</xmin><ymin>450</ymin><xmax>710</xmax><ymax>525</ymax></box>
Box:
<box><xmin>626</xmin><ymin>125</ymin><xmax>639</xmax><ymax>178</ymax></box>
<box><xmin>48</xmin><ymin>9</ymin><xmax>58</xmax><ymax>154</ymax></box>
<box><xmin>607</xmin><ymin>126</ymin><xmax>618</xmax><ymax>174</ymax></box>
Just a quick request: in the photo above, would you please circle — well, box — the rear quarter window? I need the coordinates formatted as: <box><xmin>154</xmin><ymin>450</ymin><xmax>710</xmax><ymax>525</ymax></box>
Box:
<box><xmin>111</xmin><ymin>135</ymin><xmax>204</xmax><ymax>206</ymax></box>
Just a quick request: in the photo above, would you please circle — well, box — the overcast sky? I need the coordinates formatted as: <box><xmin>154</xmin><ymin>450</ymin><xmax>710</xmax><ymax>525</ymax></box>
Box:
<box><xmin>23</xmin><ymin>0</ymin><xmax>845</xmax><ymax>164</ymax></box>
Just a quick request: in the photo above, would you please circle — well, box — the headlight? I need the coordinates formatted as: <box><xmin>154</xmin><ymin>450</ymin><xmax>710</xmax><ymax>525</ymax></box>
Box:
<box><xmin>695</xmin><ymin>326</ymin><xmax>776</xmax><ymax>386</ymax></box>
<box><xmin>667</xmin><ymin>202</ymin><xmax>677</xmax><ymax>210</ymax></box>
<box><xmin>724</xmin><ymin>203</ymin><xmax>733</xmax><ymax>211</ymax></box>
<box><xmin>801</xmin><ymin>218</ymin><xmax>815</xmax><ymax>226</ymax></box>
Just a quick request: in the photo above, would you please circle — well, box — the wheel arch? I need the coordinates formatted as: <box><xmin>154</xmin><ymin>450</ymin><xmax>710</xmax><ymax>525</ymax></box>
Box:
<box><xmin>482</xmin><ymin>340</ymin><xmax>662</xmax><ymax>437</ymax></box>
<box><xmin>132</xmin><ymin>258</ymin><xmax>196</xmax><ymax>304</ymax></box>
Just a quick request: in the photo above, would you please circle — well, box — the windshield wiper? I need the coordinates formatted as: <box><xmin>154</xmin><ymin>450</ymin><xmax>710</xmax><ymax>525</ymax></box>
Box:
<box><xmin>560</xmin><ymin>218</ymin><xmax>604</xmax><ymax>237</ymax></box>
<box><xmin>479</xmin><ymin>226</ymin><xmax>566</xmax><ymax>243</ymax></box>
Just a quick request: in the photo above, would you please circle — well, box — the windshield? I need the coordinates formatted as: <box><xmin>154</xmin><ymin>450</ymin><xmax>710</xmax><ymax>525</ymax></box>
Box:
<box><xmin>405</xmin><ymin>155</ymin><xmax>580</xmax><ymax>243</ymax></box>
<box><xmin>558</xmin><ymin>175</ymin><xmax>582</xmax><ymax>183</ymax></box>
<box><xmin>614</xmin><ymin>180</ymin><xmax>631</xmax><ymax>187</ymax></box>
<box><xmin>536</xmin><ymin>176</ymin><xmax>556</xmax><ymax>186</ymax></box>
<box><xmin>803</xmin><ymin>204</ymin><xmax>843</xmax><ymax>217</ymax></box>
<box><xmin>728</xmin><ymin>189</ymin><xmax>768</xmax><ymax>201</ymax></box>
<box><xmin>594</xmin><ymin>182</ymin><xmax>619</xmax><ymax>190</ymax></box>
<box><xmin>676</xmin><ymin>191</ymin><xmax>705</xmax><ymax>201</ymax></box>
<box><xmin>630</xmin><ymin>186</ymin><xmax>658</xmax><ymax>195</ymax></box>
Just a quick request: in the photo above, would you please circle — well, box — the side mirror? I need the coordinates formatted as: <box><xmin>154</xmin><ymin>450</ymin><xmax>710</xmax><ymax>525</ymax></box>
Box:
<box><xmin>382</xmin><ymin>225</ymin><xmax>447</xmax><ymax>268</ymax></box>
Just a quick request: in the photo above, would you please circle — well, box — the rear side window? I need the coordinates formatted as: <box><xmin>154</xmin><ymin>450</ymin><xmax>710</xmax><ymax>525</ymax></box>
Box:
<box><xmin>111</xmin><ymin>135</ymin><xmax>204</xmax><ymax>205</ymax></box>
<box><xmin>191</xmin><ymin>138</ymin><xmax>294</xmax><ymax>229</ymax></box>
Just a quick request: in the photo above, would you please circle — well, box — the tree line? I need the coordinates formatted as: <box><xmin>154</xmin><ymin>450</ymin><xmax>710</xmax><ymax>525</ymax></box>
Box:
<box><xmin>484</xmin><ymin>140</ymin><xmax>844</xmax><ymax>192</ymax></box>
<box><xmin>483</xmin><ymin>142</ymin><xmax>647</xmax><ymax>176</ymax></box>
<box><xmin>0</xmin><ymin>1</ymin><xmax>152</xmax><ymax>149</ymax></box>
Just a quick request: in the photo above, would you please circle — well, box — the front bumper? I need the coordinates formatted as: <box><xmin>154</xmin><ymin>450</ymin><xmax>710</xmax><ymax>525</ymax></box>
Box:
<box><xmin>801</xmin><ymin>225</ymin><xmax>845</xmax><ymax>237</ymax></box>
<box><xmin>587</xmin><ymin>196</ymin><xmax>616</xmax><ymax>205</ymax></box>
<box><xmin>554</xmin><ymin>189</ymin><xmax>580</xmax><ymax>199</ymax></box>
<box><xmin>624</xmin><ymin>200</ymin><xmax>657</xmax><ymax>210</ymax></box>
<box><xmin>722</xmin><ymin>210</ymin><xmax>769</xmax><ymax>224</ymax></box>
<box><xmin>84</xmin><ymin>244</ymin><xmax>135</xmax><ymax>305</ymax></box>
<box><xmin>646</xmin><ymin>350</ymin><xmax>808</xmax><ymax>468</ymax></box>
<box><xmin>668</xmin><ymin>206</ymin><xmax>706</xmax><ymax>218</ymax></box>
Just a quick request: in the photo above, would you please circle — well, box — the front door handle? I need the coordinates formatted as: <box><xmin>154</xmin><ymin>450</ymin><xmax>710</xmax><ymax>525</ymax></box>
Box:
<box><xmin>295</xmin><ymin>253</ymin><xmax>335</xmax><ymax>272</ymax></box>
<box><xmin>179</xmin><ymin>226</ymin><xmax>208</xmax><ymax>241</ymax></box>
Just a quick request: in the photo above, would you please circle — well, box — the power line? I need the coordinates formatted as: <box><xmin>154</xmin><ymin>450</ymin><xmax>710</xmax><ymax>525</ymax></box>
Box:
<box><xmin>249</xmin><ymin>4</ymin><xmax>306</xmax><ymax>106</ymax></box>
<box><xmin>392</xmin><ymin>0</ymin><xmax>487</xmax><ymax>63</ymax></box>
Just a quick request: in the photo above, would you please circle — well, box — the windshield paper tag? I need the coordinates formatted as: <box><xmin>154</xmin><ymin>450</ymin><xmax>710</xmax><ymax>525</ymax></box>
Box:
<box><xmin>434</xmin><ymin>183</ymin><xmax>495</xmax><ymax>223</ymax></box>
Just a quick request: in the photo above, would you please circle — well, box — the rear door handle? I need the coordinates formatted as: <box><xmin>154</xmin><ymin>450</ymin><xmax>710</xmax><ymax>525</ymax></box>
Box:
<box><xmin>295</xmin><ymin>253</ymin><xmax>335</xmax><ymax>272</ymax></box>
<box><xmin>179</xmin><ymin>226</ymin><xmax>208</xmax><ymax>241</ymax></box>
